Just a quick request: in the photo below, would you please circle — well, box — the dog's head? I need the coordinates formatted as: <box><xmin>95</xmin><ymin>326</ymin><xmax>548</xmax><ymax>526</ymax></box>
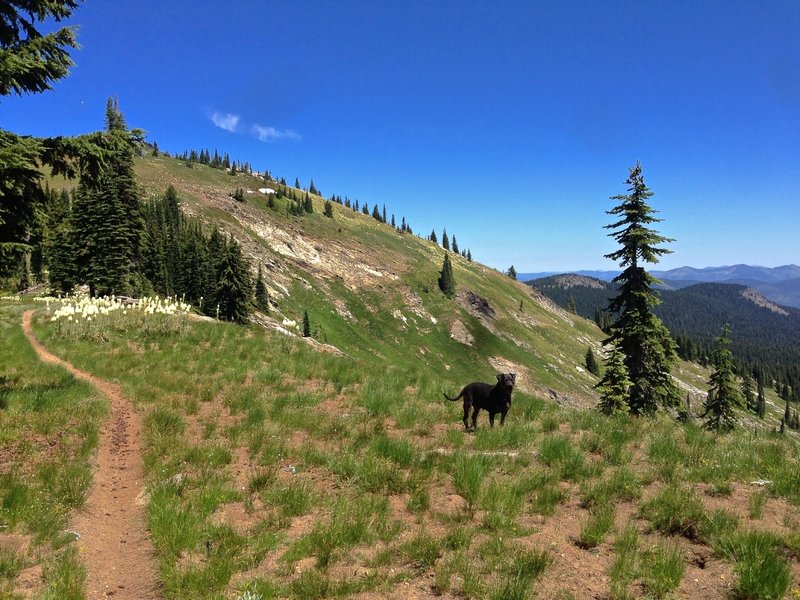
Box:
<box><xmin>495</xmin><ymin>372</ymin><xmax>516</xmax><ymax>394</ymax></box>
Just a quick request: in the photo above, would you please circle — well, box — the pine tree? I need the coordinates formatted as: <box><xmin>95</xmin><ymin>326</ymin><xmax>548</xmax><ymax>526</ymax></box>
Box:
<box><xmin>466</xmin><ymin>249</ymin><xmax>472</xmax><ymax>262</ymax></box>
<box><xmin>702</xmin><ymin>324</ymin><xmax>740</xmax><ymax>433</ymax></box>
<box><xmin>756</xmin><ymin>374</ymin><xmax>766</xmax><ymax>419</ymax></box>
<box><xmin>372</xmin><ymin>204</ymin><xmax>381</xmax><ymax>221</ymax></box>
<box><xmin>430</xmin><ymin>229</ymin><xmax>438</xmax><ymax>243</ymax></box>
<box><xmin>304</xmin><ymin>192</ymin><xmax>313</xmax><ymax>213</ymax></box>
<box><xmin>596</xmin><ymin>345</ymin><xmax>631</xmax><ymax>415</ymax></box>
<box><xmin>742</xmin><ymin>374</ymin><xmax>756</xmax><ymax>413</ymax></box>
<box><xmin>254</xmin><ymin>264</ymin><xmax>269</xmax><ymax>312</ymax></box>
<box><xmin>508</xmin><ymin>265</ymin><xmax>517</xmax><ymax>280</ymax></box>
<box><xmin>442</xmin><ymin>228</ymin><xmax>450</xmax><ymax>251</ymax></box>
<box><xmin>303</xmin><ymin>310</ymin><xmax>311</xmax><ymax>337</ymax></box>
<box><xmin>604</xmin><ymin>163</ymin><xmax>678</xmax><ymax>416</ymax></box>
<box><xmin>323</xmin><ymin>200</ymin><xmax>334</xmax><ymax>218</ymax></box>
<box><xmin>0</xmin><ymin>2</ymin><xmax>80</xmax><ymax>97</ymax></box>
<box><xmin>452</xmin><ymin>236</ymin><xmax>459</xmax><ymax>254</ymax></box>
<box><xmin>585</xmin><ymin>347</ymin><xmax>601</xmax><ymax>376</ymax></box>
<box><xmin>438</xmin><ymin>252</ymin><xmax>455</xmax><ymax>298</ymax></box>
<box><xmin>295</xmin><ymin>177</ymin><xmax>301</xmax><ymax>189</ymax></box>
<box><xmin>215</xmin><ymin>236</ymin><xmax>252</xmax><ymax>323</ymax></box>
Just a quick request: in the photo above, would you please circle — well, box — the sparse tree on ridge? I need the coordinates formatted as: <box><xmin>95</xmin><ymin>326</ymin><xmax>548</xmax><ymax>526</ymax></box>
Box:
<box><xmin>604</xmin><ymin>162</ymin><xmax>679</xmax><ymax>416</ymax></box>
<box><xmin>442</xmin><ymin>228</ymin><xmax>450</xmax><ymax>251</ymax></box>
<box><xmin>430</xmin><ymin>229</ymin><xmax>438</xmax><ymax>244</ymax></box>
<box><xmin>438</xmin><ymin>252</ymin><xmax>456</xmax><ymax>298</ymax></box>
<box><xmin>702</xmin><ymin>323</ymin><xmax>740</xmax><ymax>432</ymax></box>
<box><xmin>507</xmin><ymin>265</ymin><xmax>517</xmax><ymax>280</ymax></box>
<box><xmin>452</xmin><ymin>236</ymin><xmax>459</xmax><ymax>254</ymax></box>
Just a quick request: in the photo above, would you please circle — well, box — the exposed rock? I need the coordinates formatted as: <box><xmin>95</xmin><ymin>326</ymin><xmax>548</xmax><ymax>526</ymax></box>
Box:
<box><xmin>461</xmin><ymin>290</ymin><xmax>495</xmax><ymax>318</ymax></box>
<box><xmin>741</xmin><ymin>288</ymin><xmax>789</xmax><ymax>316</ymax></box>
<box><xmin>449</xmin><ymin>319</ymin><xmax>474</xmax><ymax>345</ymax></box>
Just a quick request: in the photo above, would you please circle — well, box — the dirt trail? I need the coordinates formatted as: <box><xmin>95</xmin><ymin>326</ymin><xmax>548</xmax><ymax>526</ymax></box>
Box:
<box><xmin>21</xmin><ymin>311</ymin><xmax>161</xmax><ymax>600</ymax></box>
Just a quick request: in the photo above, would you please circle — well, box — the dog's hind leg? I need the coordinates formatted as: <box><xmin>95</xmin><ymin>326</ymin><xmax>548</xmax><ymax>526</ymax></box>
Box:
<box><xmin>462</xmin><ymin>403</ymin><xmax>471</xmax><ymax>431</ymax></box>
<box><xmin>489</xmin><ymin>412</ymin><xmax>496</xmax><ymax>427</ymax></box>
<box><xmin>471</xmin><ymin>406</ymin><xmax>480</xmax><ymax>431</ymax></box>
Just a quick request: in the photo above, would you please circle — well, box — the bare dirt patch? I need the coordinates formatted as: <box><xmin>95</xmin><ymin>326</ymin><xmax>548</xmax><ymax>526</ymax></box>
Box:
<box><xmin>22</xmin><ymin>311</ymin><xmax>161</xmax><ymax>600</ymax></box>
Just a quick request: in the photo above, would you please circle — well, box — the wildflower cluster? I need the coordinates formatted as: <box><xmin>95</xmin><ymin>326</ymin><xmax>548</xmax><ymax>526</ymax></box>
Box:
<box><xmin>43</xmin><ymin>294</ymin><xmax>192</xmax><ymax>338</ymax></box>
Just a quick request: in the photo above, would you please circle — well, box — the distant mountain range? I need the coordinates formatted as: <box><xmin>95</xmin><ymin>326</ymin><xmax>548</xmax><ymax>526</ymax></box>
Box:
<box><xmin>519</xmin><ymin>264</ymin><xmax>800</xmax><ymax>308</ymax></box>
<box><xmin>528</xmin><ymin>274</ymin><xmax>800</xmax><ymax>389</ymax></box>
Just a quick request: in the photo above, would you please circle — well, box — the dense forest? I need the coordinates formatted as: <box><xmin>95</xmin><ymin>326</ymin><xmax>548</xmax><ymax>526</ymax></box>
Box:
<box><xmin>531</xmin><ymin>275</ymin><xmax>800</xmax><ymax>402</ymax></box>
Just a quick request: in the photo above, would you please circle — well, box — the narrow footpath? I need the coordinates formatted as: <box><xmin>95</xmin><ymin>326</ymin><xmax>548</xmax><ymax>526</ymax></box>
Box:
<box><xmin>22</xmin><ymin>311</ymin><xmax>161</xmax><ymax>600</ymax></box>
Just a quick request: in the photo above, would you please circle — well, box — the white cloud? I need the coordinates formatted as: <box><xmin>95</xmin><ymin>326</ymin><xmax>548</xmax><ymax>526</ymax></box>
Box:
<box><xmin>210</xmin><ymin>111</ymin><xmax>241</xmax><ymax>132</ymax></box>
<box><xmin>251</xmin><ymin>124</ymin><xmax>301</xmax><ymax>142</ymax></box>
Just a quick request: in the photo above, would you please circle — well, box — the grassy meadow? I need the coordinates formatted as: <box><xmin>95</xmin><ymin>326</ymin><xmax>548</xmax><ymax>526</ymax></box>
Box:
<box><xmin>1</xmin><ymin>295</ymin><xmax>797</xmax><ymax>599</ymax></box>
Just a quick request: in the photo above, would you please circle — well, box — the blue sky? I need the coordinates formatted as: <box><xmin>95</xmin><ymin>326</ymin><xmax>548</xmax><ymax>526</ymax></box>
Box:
<box><xmin>2</xmin><ymin>1</ymin><xmax>799</xmax><ymax>272</ymax></box>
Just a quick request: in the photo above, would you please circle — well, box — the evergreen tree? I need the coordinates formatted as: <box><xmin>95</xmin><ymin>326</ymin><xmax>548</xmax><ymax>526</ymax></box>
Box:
<box><xmin>1</xmin><ymin>2</ymin><xmax>80</xmax><ymax>278</ymax></box>
<box><xmin>215</xmin><ymin>236</ymin><xmax>251</xmax><ymax>323</ymax></box>
<box><xmin>756</xmin><ymin>374</ymin><xmax>766</xmax><ymax>419</ymax></box>
<box><xmin>442</xmin><ymin>228</ymin><xmax>450</xmax><ymax>250</ymax></box>
<box><xmin>303</xmin><ymin>310</ymin><xmax>311</xmax><ymax>337</ymax></box>
<box><xmin>742</xmin><ymin>374</ymin><xmax>756</xmax><ymax>414</ymax></box>
<box><xmin>585</xmin><ymin>347</ymin><xmax>601</xmax><ymax>376</ymax></box>
<box><xmin>382</xmin><ymin>204</ymin><xmax>387</xmax><ymax>223</ymax></box>
<box><xmin>309</xmin><ymin>179</ymin><xmax>318</xmax><ymax>195</ymax></box>
<box><xmin>372</xmin><ymin>204</ymin><xmax>381</xmax><ymax>221</ymax></box>
<box><xmin>452</xmin><ymin>236</ymin><xmax>459</xmax><ymax>254</ymax></box>
<box><xmin>702</xmin><ymin>324</ymin><xmax>740</xmax><ymax>433</ymax></box>
<box><xmin>438</xmin><ymin>252</ymin><xmax>456</xmax><ymax>298</ymax></box>
<box><xmin>466</xmin><ymin>249</ymin><xmax>472</xmax><ymax>262</ymax></box>
<box><xmin>303</xmin><ymin>192</ymin><xmax>313</xmax><ymax>213</ymax></box>
<box><xmin>294</xmin><ymin>177</ymin><xmax>301</xmax><ymax>189</ymax></box>
<box><xmin>323</xmin><ymin>200</ymin><xmax>334</xmax><ymax>218</ymax></box>
<box><xmin>430</xmin><ymin>229</ymin><xmax>438</xmax><ymax>243</ymax></box>
<box><xmin>0</xmin><ymin>1</ymin><xmax>80</xmax><ymax>97</ymax></box>
<box><xmin>596</xmin><ymin>345</ymin><xmax>631</xmax><ymax>415</ymax></box>
<box><xmin>604</xmin><ymin>163</ymin><xmax>678</xmax><ymax>415</ymax></box>
<box><xmin>391</xmin><ymin>214</ymin><xmax>396</xmax><ymax>228</ymax></box>
<box><xmin>254</xmin><ymin>264</ymin><xmax>269</xmax><ymax>312</ymax></box>
<box><xmin>362</xmin><ymin>203</ymin><xmax>369</xmax><ymax>215</ymax></box>
<box><xmin>508</xmin><ymin>265</ymin><xmax>517</xmax><ymax>280</ymax></box>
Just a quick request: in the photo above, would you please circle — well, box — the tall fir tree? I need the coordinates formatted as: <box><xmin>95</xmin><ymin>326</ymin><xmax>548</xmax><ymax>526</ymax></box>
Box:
<box><xmin>742</xmin><ymin>374</ymin><xmax>756</xmax><ymax>414</ymax></box>
<box><xmin>585</xmin><ymin>347</ymin><xmax>601</xmax><ymax>376</ymax></box>
<box><xmin>430</xmin><ymin>229</ymin><xmax>438</xmax><ymax>243</ymax></box>
<box><xmin>303</xmin><ymin>310</ymin><xmax>311</xmax><ymax>337</ymax></box>
<box><xmin>452</xmin><ymin>236</ymin><xmax>459</xmax><ymax>254</ymax></box>
<box><xmin>596</xmin><ymin>345</ymin><xmax>632</xmax><ymax>415</ymax></box>
<box><xmin>254</xmin><ymin>264</ymin><xmax>269</xmax><ymax>312</ymax></box>
<box><xmin>214</xmin><ymin>236</ymin><xmax>252</xmax><ymax>323</ymax></box>
<box><xmin>604</xmin><ymin>163</ymin><xmax>678</xmax><ymax>415</ymax></box>
<box><xmin>438</xmin><ymin>252</ymin><xmax>455</xmax><ymax>298</ymax></box>
<box><xmin>756</xmin><ymin>374</ymin><xmax>766</xmax><ymax>419</ymax></box>
<box><xmin>442</xmin><ymin>228</ymin><xmax>450</xmax><ymax>250</ymax></box>
<box><xmin>702</xmin><ymin>323</ymin><xmax>740</xmax><ymax>433</ymax></box>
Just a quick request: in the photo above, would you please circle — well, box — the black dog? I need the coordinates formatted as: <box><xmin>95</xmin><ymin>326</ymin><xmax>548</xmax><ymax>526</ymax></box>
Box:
<box><xmin>444</xmin><ymin>373</ymin><xmax>516</xmax><ymax>431</ymax></box>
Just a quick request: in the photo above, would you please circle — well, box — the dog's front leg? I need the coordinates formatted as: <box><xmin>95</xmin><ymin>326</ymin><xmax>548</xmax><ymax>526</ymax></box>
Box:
<box><xmin>489</xmin><ymin>412</ymin><xmax>495</xmax><ymax>427</ymax></box>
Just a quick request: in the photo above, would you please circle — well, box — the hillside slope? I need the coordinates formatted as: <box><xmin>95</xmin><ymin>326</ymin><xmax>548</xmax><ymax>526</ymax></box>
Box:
<box><xmin>134</xmin><ymin>154</ymin><xmax>606</xmax><ymax>407</ymax></box>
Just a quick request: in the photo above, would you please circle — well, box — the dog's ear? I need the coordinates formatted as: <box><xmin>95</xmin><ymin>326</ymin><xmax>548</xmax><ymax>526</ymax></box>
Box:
<box><xmin>496</xmin><ymin>373</ymin><xmax>503</xmax><ymax>381</ymax></box>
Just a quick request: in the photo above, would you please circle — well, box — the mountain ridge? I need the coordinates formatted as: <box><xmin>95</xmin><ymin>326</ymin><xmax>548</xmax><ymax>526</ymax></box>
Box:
<box><xmin>520</xmin><ymin>265</ymin><xmax>800</xmax><ymax>307</ymax></box>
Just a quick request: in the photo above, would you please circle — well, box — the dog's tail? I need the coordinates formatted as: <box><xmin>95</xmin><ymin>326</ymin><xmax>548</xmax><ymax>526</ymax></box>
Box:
<box><xmin>443</xmin><ymin>391</ymin><xmax>463</xmax><ymax>402</ymax></box>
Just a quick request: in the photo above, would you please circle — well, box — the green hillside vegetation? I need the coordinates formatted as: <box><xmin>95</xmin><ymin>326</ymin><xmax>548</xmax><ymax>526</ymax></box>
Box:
<box><xmin>2</xmin><ymin>294</ymin><xmax>799</xmax><ymax>599</ymax></box>
<box><xmin>1</xmin><ymin>149</ymin><xmax>798</xmax><ymax>598</ymax></box>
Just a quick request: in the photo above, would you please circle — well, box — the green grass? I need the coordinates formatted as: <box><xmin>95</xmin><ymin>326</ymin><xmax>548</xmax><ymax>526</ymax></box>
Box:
<box><xmin>640</xmin><ymin>541</ymin><xmax>685</xmax><ymax>598</ymax></box>
<box><xmin>715</xmin><ymin>531</ymin><xmax>792</xmax><ymax>600</ymax></box>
